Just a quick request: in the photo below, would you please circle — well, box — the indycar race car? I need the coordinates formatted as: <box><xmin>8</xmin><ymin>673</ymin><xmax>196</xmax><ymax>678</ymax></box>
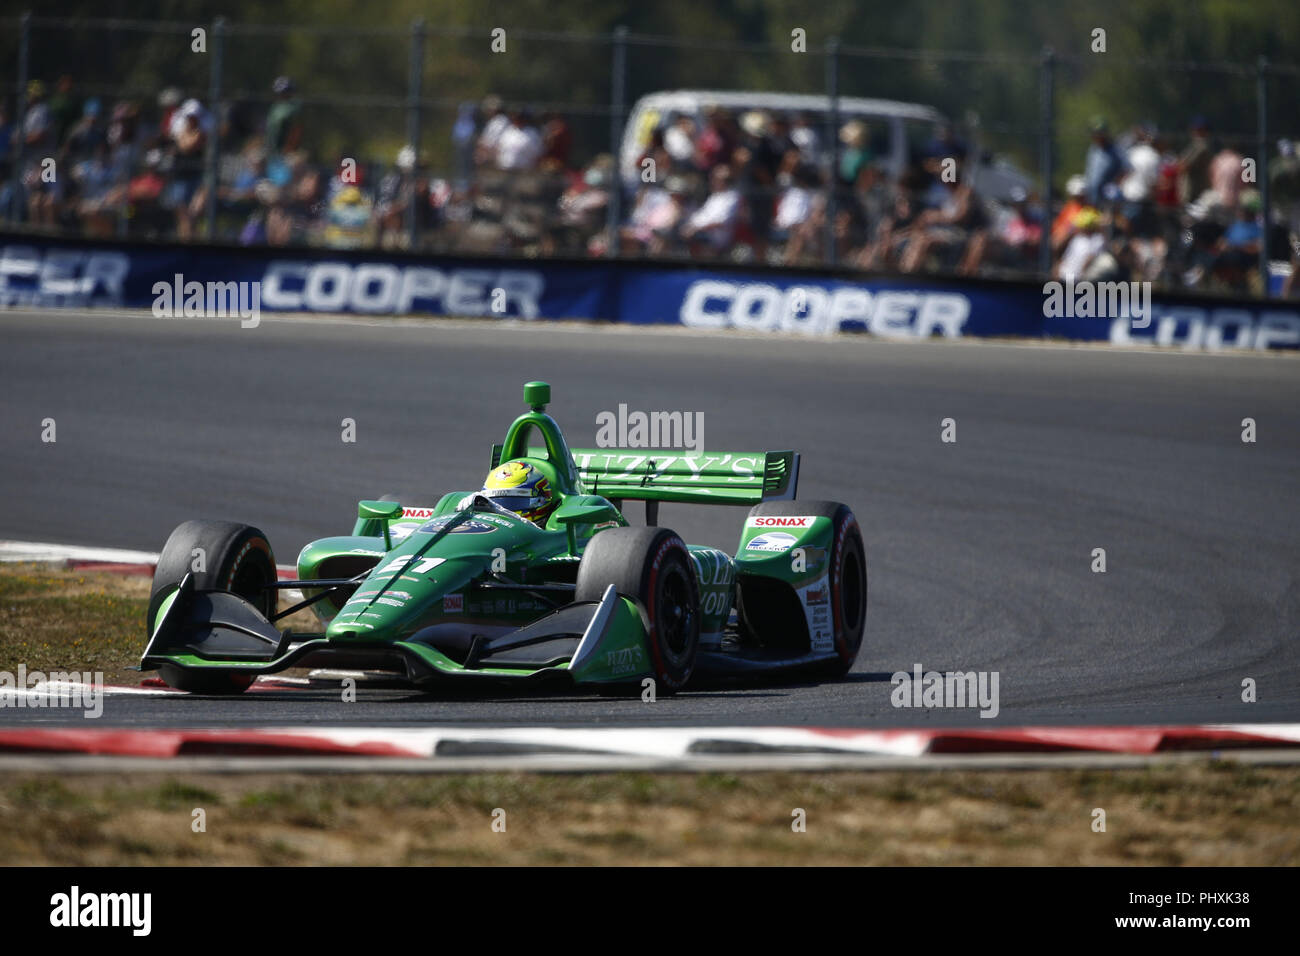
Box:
<box><xmin>141</xmin><ymin>382</ymin><xmax>867</xmax><ymax>694</ymax></box>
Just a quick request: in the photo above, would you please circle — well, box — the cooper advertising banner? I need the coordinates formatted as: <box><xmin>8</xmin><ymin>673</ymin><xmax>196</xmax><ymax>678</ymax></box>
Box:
<box><xmin>1</xmin><ymin>233</ymin><xmax>1296</xmax><ymax>350</ymax></box>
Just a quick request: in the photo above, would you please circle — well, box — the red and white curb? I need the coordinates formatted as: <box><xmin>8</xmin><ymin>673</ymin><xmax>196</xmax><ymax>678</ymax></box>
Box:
<box><xmin>0</xmin><ymin>724</ymin><xmax>1297</xmax><ymax>760</ymax></box>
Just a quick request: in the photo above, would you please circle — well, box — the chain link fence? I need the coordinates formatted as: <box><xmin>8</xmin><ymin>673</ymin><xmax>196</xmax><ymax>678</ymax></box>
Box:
<box><xmin>3</xmin><ymin>14</ymin><xmax>1297</xmax><ymax>296</ymax></box>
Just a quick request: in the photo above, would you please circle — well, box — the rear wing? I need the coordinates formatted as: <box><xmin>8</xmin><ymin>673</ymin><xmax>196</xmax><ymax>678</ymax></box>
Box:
<box><xmin>493</xmin><ymin>445</ymin><xmax>799</xmax><ymax>506</ymax></box>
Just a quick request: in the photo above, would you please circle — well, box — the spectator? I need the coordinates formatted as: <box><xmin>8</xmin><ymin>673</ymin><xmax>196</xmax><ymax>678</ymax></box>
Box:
<box><xmin>22</xmin><ymin>80</ymin><xmax>53</xmax><ymax>153</ymax></box>
<box><xmin>1207</xmin><ymin>144</ymin><xmax>1245</xmax><ymax>213</ymax></box>
<box><xmin>451</xmin><ymin>102</ymin><xmax>477</xmax><ymax>185</ymax></box>
<box><xmin>70</xmin><ymin>141</ymin><xmax>119</xmax><ymax>237</ymax></box>
<box><xmin>838</xmin><ymin>120</ymin><xmax>873</xmax><ymax>187</ymax></box>
<box><xmin>1056</xmin><ymin>208</ymin><xmax>1108</xmax><ymax>282</ymax></box>
<box><xmin>924</xmin><ymin>124</ymin><xmax>969</xmax><ymax>168</ymax></box>
<box><xmin>22</xmin><ymin>81</ymin><xmax>58</xmax><ymax>227</ymax></box>
<box><xmin>60</xmin><ymin>98</ymin><xmax>105</xmax><ymax>167</ymax></box>
<box><xmin>376</xmin><ymin>144</ymin><xmax>419</xmax><ymax>247</ymax></box>
<box><xmin>1269</xmin><ymin>139</ymin><xmax>1300</xmax><ymax>236</ymax></box>
<box><xmin>494</xmin><ymin>111</ymin><xmax>542</xmax><ymax>171</ymax></box>
<box><xmin>767</xmin><ymin>114</ymin><xmax>796</xmax><ymax>165</ymax></box>
<box><xmin>156</xmin><ymin>88</ymin><xmax>182</xmax><ymax>139</ymax></box>
<box><xmin>693</xmin><ymin>106</ymin><xmax>733</xmax><ymax>173</ymax></box>
<box><xmin>735</xmin><ymin>110</ymin><xmax>780</xmax><ymax>257</ymax></box>
<box><xmin>681</xmin><ymin>163</ymin><xmax>742</xmax><ymax>255</ymax></box>
<box><xmin>773</xmin><ymin>163</ymin><xmax>819</xmax><ymax>245</ymax></box>
<box><xmin>474</xmin><ymin>95</ymin><xmax>510</xmax><ymax>167</ymax></box>
<box><xmin>1119</xmin><ymin>123</ymin><xmax>1162</xmax><ymax>236</ymax></box>
<box><xmin>1083</xmin><ymin>116</ymin><xmax>1125</xmax><ymax>207</ymax></box>
<box><xmin>47</xmin><ymin>75</ymin><xmax>81</xmax><ymax>145</ymax></box>
<box><xmin>855</xmin><ymin>189</ymin><xmax>920</xmax><ymax>271</ymax></box>
<box><xmin>963</xmin><ymin>185</ymin><xmax>1041</xmax><ymax>275</ymax></box>
<box><xmin>663</xmin><ymin>114</ymin><xmax>697</xmax><ymax>167</ymax></box>
<box><xmin>898</xmin><ymin>163</ymin><xmax>986</xmax><ymax>273</ymax></box>
<box><xmin>167</xmin><ymin>101</ymin><xmax>207</xmax><ymax>239</ymax></box>
<box><xmin>555</xmin><ymin>156</ymin><xmax>613</xmax><ymax>253</ymax></box>
<box><xmin>790</xmin><ymin>111</ymin><xmax>821</xmax><ymax>163</ymax></box>
<box><xmin>1052</xmin><ymin>174</ymin><xmax>1092</xmax><ymax>250</ymax></box>
<box><xmin>620</xmin><ymin>177</ymin><xmax>687</xmax><ymax>255</ymax></box>
<box><xmin>1177</xmin><ymin>116</ymin><xmax>1215</xmax><ymax>205</ymax></box>
<box><xmin>265</xmin><ymin>76</ymin><xmax>303</xmax><ymax>158</ymax></box>
<box><xmin>126</xmin><ymin>148</ymin><xmax>169</xmax><ymax>236</ymax></box>
<box><xmin>539</xmin><ymin>112</ymin><xmax>573</xmax><ymax>172</ymax></box>
<box><xmin>1211</xmin><ymin>188</ymin><xmax>1263</xmax><ymax>292</ymax></box>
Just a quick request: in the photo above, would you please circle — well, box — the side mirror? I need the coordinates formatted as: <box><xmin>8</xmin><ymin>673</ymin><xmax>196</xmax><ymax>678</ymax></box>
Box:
<box><xmin>358</xmin><ymin>499</ymin><xmax>403</xmax><ymax>549</ymax></box>
<box><xmin>553</xmin><ymin>495</ymin><xmax>620</xmax><ymax>527</ymax></box>
<box><xmin>358</xmin><ymin>499</ymin><xmax>403</xmax><ymax>521</ymax></box>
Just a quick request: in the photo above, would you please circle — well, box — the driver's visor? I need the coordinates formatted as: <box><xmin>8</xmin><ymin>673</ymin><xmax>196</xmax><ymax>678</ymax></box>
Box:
<box><xmin>481</xmin><ymin>489</ymin><xmax>545</xmax><ymax>512</ymax></box>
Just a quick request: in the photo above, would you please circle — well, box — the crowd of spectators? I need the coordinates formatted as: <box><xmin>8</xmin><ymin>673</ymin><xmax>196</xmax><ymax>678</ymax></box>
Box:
<box><xmin>3</xmin><ymin>76</ymin><xmax>1298</xmax><ymax>297</ymax></box>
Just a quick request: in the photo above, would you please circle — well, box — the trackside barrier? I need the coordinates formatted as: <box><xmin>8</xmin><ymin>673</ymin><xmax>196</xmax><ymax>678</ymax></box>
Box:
<box><xmin>2</xmin><ymin>233</ymin><xmax>1297</xmax><ymax>351</ymax></box>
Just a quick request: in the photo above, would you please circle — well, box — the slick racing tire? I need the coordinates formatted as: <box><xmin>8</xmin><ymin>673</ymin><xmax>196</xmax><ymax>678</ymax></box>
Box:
<box><xmin>148</xmin><ymin>520</ymin><xmax>277</xmax><ymax>695</ymax></box>
<box><xmin>576</xmin><ymin>527</ymin><xmax>701</xmax><ymax>694</ymax></box>
<box><xmin>739</xmin><ymin>500</ymin><xmax>867</xmax><ymax>678</ymax></box>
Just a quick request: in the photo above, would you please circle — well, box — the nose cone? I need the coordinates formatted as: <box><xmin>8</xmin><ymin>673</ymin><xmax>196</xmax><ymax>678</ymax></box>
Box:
<box><xmin>326</xmin><ymin>552</ymin><xmax>484</xmax><ymax>641</ymax></box>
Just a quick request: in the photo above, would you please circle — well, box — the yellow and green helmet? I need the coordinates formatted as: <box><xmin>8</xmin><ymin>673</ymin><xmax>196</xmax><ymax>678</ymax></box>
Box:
<box><xmin>481</xmin><ymin>459</ymin><xmax>558</xmax><ymax>524</ymax></box>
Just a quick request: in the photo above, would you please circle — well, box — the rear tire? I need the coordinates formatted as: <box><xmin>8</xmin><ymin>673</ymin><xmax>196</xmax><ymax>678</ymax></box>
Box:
<box><xmin>576</xmin><ymin>527</ymin><xmax>700</xmax><ymax>693</ymax></box>
<box><xmin>738</xmin><ymin>500</ymin><xmax>866</xmax><ymax>678</ymax></box>
<box><xmin>147</xmin><ymin>520</ymin><xmax>277</xmax><ymax>695</ymax></box>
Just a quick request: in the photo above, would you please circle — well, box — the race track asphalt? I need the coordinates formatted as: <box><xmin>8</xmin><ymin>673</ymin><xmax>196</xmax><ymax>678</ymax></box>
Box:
<box><xmin>1</xmin><ymin>309</ymin><xmax>1298</xmax><ymax>728</ymax></box>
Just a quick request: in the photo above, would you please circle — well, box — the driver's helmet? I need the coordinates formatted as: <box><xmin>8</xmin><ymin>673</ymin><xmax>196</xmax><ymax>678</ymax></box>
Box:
<box><xmin>481</xmin><ymin>460</ymin><xmax>558</xmax><ymax>526</ymax></box>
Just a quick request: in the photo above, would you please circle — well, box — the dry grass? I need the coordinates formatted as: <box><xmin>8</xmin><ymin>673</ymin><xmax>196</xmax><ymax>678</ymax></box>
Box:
<box><xmin>0</xmin><ymin>763</ymin><xmax>1295</xmax><ymax>865</ymax></box>
<box><xmin>0</xmin><ymin>563</ymin><xmax>318</xmax><ymax>686</ymax></box>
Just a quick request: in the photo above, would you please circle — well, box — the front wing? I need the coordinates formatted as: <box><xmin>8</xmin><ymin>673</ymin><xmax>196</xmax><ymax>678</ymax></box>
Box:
<box><xmin>141</xmin><ymin>575</ymin><xmax>655</xmax><ymax>689</ymax></box>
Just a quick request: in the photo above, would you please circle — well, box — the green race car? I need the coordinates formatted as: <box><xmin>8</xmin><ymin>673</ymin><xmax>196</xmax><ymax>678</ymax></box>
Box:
<box><xmin>141</xmin><ymin>382</ymin><xmax>867</xmax><ymax>695</ymax></box>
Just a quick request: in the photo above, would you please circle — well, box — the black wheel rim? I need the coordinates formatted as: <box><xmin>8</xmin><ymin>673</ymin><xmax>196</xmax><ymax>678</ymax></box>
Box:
<box><xmin>230</xmin><ymin>549</ymin><xmax>273</xmax><ymax>617</ymax></box>
<box><xmin>658</xmin><ymin>564</ymin><xmax>694</xmax><ymax>659</ymax></box>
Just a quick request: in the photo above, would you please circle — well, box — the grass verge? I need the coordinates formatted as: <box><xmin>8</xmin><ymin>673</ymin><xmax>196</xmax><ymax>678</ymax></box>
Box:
<box><xmin>0</xmin><ymin>763</ymin><xmax>1295</xmax><ymax>865</ymax></box>
<box><xmin>0</xmin><ymin>562</ymin><xmax>316</xmax><ymax>686</ymax></box>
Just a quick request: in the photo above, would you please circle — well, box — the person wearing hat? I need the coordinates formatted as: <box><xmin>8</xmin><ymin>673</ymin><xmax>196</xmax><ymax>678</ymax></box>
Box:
<box><xmin>60</xmin><ymin>97</ymin><xmax>105</xmax><ymax>168</ymax></box>
<box><xmin>22</xmin><ymin>79</ymin><xmax>52</xmax><ymax>152</ymax></box>
<box><xmin>735</xmin><ymin>110</ymin><xmax>780</xmax><ymax>257</ymax></box>
<box><xmin>1052</xmin><ymin>174</ymin><xmax>1094</xmax><ymax>250</ymax></box>
<box><xmin>1055</xmin><ymin>207</ymin><xmax>1108</xmax><ymax>282</ymax></box>
<box><xmin>838</xmin><ymin>119</ymin><xmax>872</xmax><ymax>186</ymax></box>
<box><xmin>19</xmin><ymin>80</ymin><xmax>59</xmax><ymax>226</ymax></box>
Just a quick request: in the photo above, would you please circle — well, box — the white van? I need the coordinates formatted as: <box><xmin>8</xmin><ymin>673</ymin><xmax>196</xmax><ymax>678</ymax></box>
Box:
<box><xmin>620</xmin><ymin>89</ymin><xmax>1031</xmax><ymax>201</ymax></box>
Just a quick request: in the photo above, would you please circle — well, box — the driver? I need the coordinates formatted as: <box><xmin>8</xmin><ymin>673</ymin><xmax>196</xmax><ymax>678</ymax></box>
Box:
<box><xmin>478</xmin><ymin>460</ymin><xmax>558</xmax><ymax>527</ymax></box>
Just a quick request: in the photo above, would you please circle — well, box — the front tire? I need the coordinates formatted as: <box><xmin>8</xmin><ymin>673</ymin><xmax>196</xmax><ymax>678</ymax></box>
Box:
<box><xmin>147</xmin><ymin>520</ymin><xmax>277</xmax><ymax>695</ymax></box>
<box><xmin>576</xmin><ymin>527</ymin><xmax>700</xmax><ymax>693</ymax></box>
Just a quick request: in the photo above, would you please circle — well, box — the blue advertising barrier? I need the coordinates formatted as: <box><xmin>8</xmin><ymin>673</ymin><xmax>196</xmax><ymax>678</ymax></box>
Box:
<box><xmin>2</xmin><ymin>233</ymin><xmax>1297</xmax><ymax>350</ymax></box>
